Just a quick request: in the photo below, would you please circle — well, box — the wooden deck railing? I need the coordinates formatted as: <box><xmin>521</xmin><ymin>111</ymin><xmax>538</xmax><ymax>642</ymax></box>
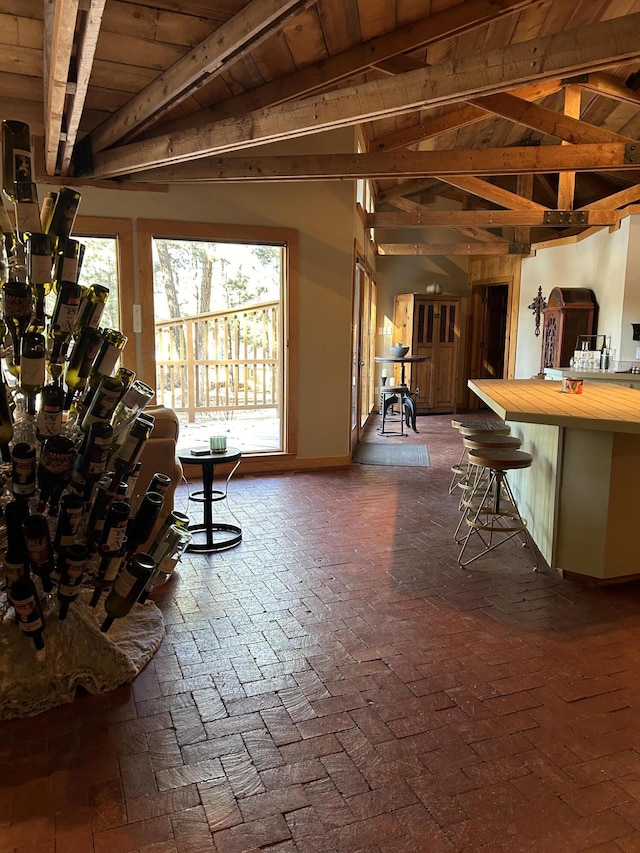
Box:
<box><xmin>154</xmin><ymin>300</ymin><xmax>279</xmax><ymax>421</ymax></box>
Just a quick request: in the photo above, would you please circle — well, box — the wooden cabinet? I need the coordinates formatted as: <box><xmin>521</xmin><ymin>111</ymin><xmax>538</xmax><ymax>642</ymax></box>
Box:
<box><xmin>540</xmin><ymin>287</ymin><xmax>598</xmax><ymax>370</ymax></box>
<box><xmin>393</xmin><ymin>293</ymin><xmax>463</xmax><ymax>413</ymax></box>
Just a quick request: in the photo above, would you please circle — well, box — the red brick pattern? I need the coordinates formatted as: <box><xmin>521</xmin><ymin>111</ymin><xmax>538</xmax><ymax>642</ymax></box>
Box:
<box><xmin>3</xmin><ymin>413</ymin><xmax>640</xmax><ymax>851</ymax></box>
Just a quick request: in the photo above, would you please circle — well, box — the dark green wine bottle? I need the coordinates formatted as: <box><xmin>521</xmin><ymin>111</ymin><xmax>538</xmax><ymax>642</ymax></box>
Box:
<box><xmin>22</xmin><ymin>513</ymin><xmax>55</xmax><ymax>594</ymax></box>
<box><xmin>57</xmin><ymin>543</ymin><xmax>89</xmax><ymax>620</ymax></box>
<box><xmin>64</xmin><ymin>325</ymin><xmax>103</xmax><ymax>408</ymax></box>
<box><xmin>36</xmin><ymin>381</ymin><xmax>65</xmax><ymax>442</ymax></box>
<box><xmin>101</xmin><ymin>552</ymin><xmax>155</xmax><ymax>632</ymax></box>
<box><xmin>2</xmin><ymin>120</ymin><xmax>32</xmax><ymax>204</ymax></box>
<box><xmin>10</xmin><ymin>572</ymin><xmax>45</xmax><ymax>649</ymax></box>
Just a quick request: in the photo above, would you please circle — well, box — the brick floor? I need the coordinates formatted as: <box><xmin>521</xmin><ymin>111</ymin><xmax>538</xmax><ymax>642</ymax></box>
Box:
<box><xmin>3</xmin><ymin>412</ymin><xmax>640</xmax><ymax>851</ymax></box>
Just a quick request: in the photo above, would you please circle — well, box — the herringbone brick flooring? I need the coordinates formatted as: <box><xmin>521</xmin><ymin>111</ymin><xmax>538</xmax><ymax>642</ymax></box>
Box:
<box><xmin>3</xmin><ymin>413</ymin><xmax>640</xmax><ymax>852</ymax></box>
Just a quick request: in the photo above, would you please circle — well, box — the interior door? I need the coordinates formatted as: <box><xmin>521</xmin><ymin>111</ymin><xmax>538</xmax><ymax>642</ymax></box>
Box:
<box><xmin>351</xmin><ymin>259</ymin><xmax>377</xmax><ymax>451</ymax></box>
<box><xmin>350</xmin><ymin>264</ymin><xmax>363</xmax><ymax>451</ymax></box>
<box><xmin>468</xmin><ymin>280</ymin><xmax>510</xmax><ymax>408</ymax></box>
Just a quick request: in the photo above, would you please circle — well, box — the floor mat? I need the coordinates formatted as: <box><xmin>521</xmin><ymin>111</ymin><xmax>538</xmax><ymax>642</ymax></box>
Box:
<box><xmin>353</xmin><ymin>442</ymin><xmax>430</xmax><ymax>467</ymax></box>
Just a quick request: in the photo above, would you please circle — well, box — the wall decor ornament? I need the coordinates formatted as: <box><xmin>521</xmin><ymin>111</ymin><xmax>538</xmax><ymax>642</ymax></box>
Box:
<box><xmin>528</xmin><ymin>286</ymin><xmax>547</xmax><ymax>336</ymax></box>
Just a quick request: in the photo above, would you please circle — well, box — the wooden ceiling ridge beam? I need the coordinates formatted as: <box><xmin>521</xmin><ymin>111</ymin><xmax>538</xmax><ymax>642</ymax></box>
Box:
<box><xmin>59</xmin><ymin>0</ymin><xmax>107</xmax><ymax>176</ymax></box>
<box><xmin>574</xmin><ymin>72</ymin><xmax>640</xmax><ymax>106</ymax></box>
<box><xmin>88</xmin><ymin>0</ymin><xmax>308</xmax><ymax>155</ymax></box>
<box><xmin>118</xmin><ymin>143</ymin><xmax>635</xmax><ymax>183</ymax></box>
<box><xmin>45</xmin><ymin>0</ymin><xmax>80</xmax><ymax>175</ymax></box>
<box><xmin>88</xmin><ymin>12</ymin><xmax>640</xmax><ymax>179</ymax></box>
<box><xmin>139</xmin><ymin>0</ymin><xmax>540</xmax><ymax>140</ymax></box>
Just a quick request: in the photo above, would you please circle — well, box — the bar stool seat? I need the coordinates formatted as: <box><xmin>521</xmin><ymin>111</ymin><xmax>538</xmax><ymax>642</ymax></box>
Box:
<box><xmin>457</xmin><ymin>448</ymin><xmax>538</xmax><ymax>570</ymax></box>
<box><xmin>449</xmin><ymin>420</ymin><xmax>511</xmax><ymax>494</ymax></box>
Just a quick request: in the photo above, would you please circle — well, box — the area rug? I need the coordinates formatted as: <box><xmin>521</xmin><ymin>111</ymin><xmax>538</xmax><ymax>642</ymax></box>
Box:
<box><xmin>353</xmin><ymin>442</ymin><xmax>430</xmax><ymax>467</ymax></box>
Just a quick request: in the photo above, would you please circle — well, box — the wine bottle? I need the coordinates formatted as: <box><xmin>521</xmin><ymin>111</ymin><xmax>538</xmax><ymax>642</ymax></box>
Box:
<box><xmin>36</xmin><ymin>381</ymin><xmax>65</xmax><ymax>442</ymax></box>
<box><xmin>49</xmin><ymin>280</ymin><xmax>82</xmax><ymax>363</ymax></box>
<box><xmin>10</xmin><ymin>573</ymin><xmax>45</xmax><ymax>649</ymax></box>
<box><xmin>2</xmin><ymin>120</ymin><xmax>33</xmax><ymax>203</ymax></box>
<box><xmin>56</xmin><ymin>543</ymin><xmax>89</xmax><ymax>619</ymax></box>
<box><xmin>22</xmin><ymin>513</ymin><xmax>55</xmax><ymax>594</ymax></box>
<box><xmin>39</xmin><ymin>191</ymin><xmax>57</xmax><ymax>235</ymax></box>
<box><xmin>3</xmin><ymin>276</ymin><xmax>33</xmax><ymax>374</ymax></box>
<box><xmin>85</xmin><ymin>329</ymin><xmax>128</xmax><ymax>393</ymax></box>
<box><xmin>37</xmin><ymin>435</ymin><xmax>76</xmax><ymax>512</ymax></box>
<box><xmin>73</xmin><ymin>283</ymin><xmax>109</xmax><ymax>333</ymax></box>
<box><xmin>101</xmin><ymin>552</ymin><xmax>155</xmax><ymax>632</ymax></box>
<box><xmin>4</xmin><ymin>500</ymin><xmax>29</xmax><ymax>562</ymax></box>
<box><xmin>0</xmin><ymin>372</ymin><xmax>14</xmax><ymax>461</ymax></box>
<box><xmin>111</xmin><ymin>379</ymin><xmax>155</xmax><ymax>436</ymax></box>
<box><xmin>74</xmin><ymin>420</ymin><xmax>113</xmax><ymax>495</ymax></box>
<box><xmin>139</xmin><ymin>524</ymin><xmax>192</xmax><ymax>602</ymax></box>
<box><xmin>90</xmin><ymin>499</ymin><xmax>130</xmax><ymax>606</ymax></box>
<box><xmin>147</xmin><ymin>509</ymin><xmax>189</xmax><ymax>555</ymax></box>
<box><xmin>20</xmin><ymin>331</ymin><xmax>46</xmax><ymax>409</ymax></box>
<box><xmin>64</xmin><ymin>325</ymin><xmax>103</xmax><ymax>408</ymax></box>
<box><xmin>2</xmin><ymin>550</ymin><xmax>25</xmax><ymax>604</ymax></box>
<box><xmin>27</xmin><ymin>232</ymin><xmax>53</xmax><ymax>332</ymax></box>
<box><xmin>45</xmin><ymin>187</ymin><xmax>81</xmax><ymax>243</ymax></box>
<box><xmin>52</xmin><ymin>238</ymin><xmax>85</xmax><ymax>288</ymax></box>
<box><xmin>53</xmin><ymin>491</ymin><xmax>84</xmax><ymax>551</ymax></box>
<box><xmin>13</xmin><ymin>180</ymin><xmax>41</xmax><ymax>236</ymax></box>
<box><xmin>125</xmin><ymin>491</ymin><xmax>164</xmax><ymax>557</ymax></box>
<box><xmin>84</xmin><ymin>473</ymin><xmax>114</xmax><ymax>552</ymax></box>
<box><xmin>11</xmin><ymin>441</ymin><xmax>36</xmax><ymax>500</ymax></box>
<box><xmin>109</xmin><ymin>414</ymin><xmax>153</xmax><ymax>487</ymax></box>
<box><xmin>81</xmin><ymin>374</ymin><xmax>124</xmax><ymax>433</ymax></box>
<box><xmin>130</xmin><ymin>470</ymin><xmax>171</xmax><ymax>517</ymax></box>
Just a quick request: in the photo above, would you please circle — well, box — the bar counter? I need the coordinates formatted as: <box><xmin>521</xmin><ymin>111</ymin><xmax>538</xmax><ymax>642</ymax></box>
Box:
<box><xmin>468</xmin><ymin>379</ymin><xmax>640</xmax><ymax>583</ymax></box>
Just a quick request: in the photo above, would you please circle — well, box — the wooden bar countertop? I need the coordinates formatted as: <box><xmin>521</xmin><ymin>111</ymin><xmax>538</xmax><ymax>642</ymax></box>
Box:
<box><xmin>468</xmin><ymin>379</ymin><xmax>640</xmax><ymax>435</ymax></box>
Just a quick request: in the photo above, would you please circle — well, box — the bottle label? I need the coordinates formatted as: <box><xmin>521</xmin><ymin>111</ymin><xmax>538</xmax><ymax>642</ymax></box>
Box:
<box><xmin>91</xmin><ymin>386</ymin><xmax>121</xmax><ymax>421</ymax></box>
<box><xmin>52</xmin><ymin>301</ymin><xmax>79</xmax><ymax>334</ymax></box>
<box><xmin>20</xmin><ymin>355</ymin><xmax>45</xmax><ymax>387</ymax></box>
<box><xmin>87</xmin><ymin>302</ymin><xmax>105</xmax><ymax>329</ymax></box>
<box><xmin>14</xmin><ymin>595</ymin><xmax>44</xmax><ymax>633</ymax></box>
<box><xmin>102</xmin><ymin>522</ymin><xmax>126</xmax><ymax>555</ymax></box>
<box><xmin>37</xmin><ymin>407</ymin><xmax>62</xmax><ymax>437</ymax></box>
<box><xmin>58</xmin><ymin>581</ymin><xmax>79</xmax><ymax>597</ymax></box>
<box><xmin>3</xmin><ymin>559</ymin><xmax>24</xmax><ymax>587</ymax></box>
<box><xmin>4</xmin><ymin>290</ymin><xmax>32</xmax><ymax>318</ymax></box>
<box><xmin>13</xmin><ymin>148</ymin><xmax>33</xmax><ymax>183</ymax></box>
<box><xmin>13</xmin><ymin>456</ymin><xmax>35</xmax><ymax>495</ymax></box>
<box><xmin>40</xmin><ymin>445</ymin><xmax>73</xmax><ymax>476</ymax></box>
<box><xmin>96</xmin><ymin>345</ymin><xmax>120</xmax><ymax>377</ymax></box>
<box><xmin>88</xmin><ymin>435</ymin><xmax>112</xmax><ymax>474</ymax></box>
<box><xmin>105</xmin><ymin>555</ymin><xmax>123</xmax><ymax>582</ymax></box>
<box><xmin>29</xmin><ymin>253</ymin><xmax>51</xmax><ymax>285</ymax></box>
<box><xmin>79</xmin><ymin>339</ymin><xmax>101</xmax><ymax>375</ymax></box>
<box><xmin>26</xmin><ymin>536</ymin><xmax>51</xmax><ymax>567</ymax></box>
<box><xmin>113</xmin><ymin>568</ymin><xmax>137</xmax><ymax>599</ymax></box>
<box><xmin>61</xmin><ymin>256</ymin><xmax>79</xmax><ymax>282</ymax></box>
<box><xmin>57</xmin><ymin>505</ymin><xmax>84</xmax><ymax>547</ymax></box>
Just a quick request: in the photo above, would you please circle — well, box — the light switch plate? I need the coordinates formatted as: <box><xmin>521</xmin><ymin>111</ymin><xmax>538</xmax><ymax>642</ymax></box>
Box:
<box><xmin>636</xmin><ymin>347</ymin><xmax>640</xmax><ymax>359</ymax></box>
<box><xmin>133</xmin><ymin>304</ymin><xmax>142</xmax><ymax>333</ymax></box>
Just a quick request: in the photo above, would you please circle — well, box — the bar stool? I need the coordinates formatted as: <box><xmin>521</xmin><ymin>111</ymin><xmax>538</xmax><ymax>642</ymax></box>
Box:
<box><xmin>453</xmin><ymin>433</ymin><xmax>522</xmax><ymax>541</ymax></box>
<box><xmin>449</xmin><ymin>419</ymin><xmax>511</xmax><ymax>494</ymax></box>
<box><xmin>457</xmin><ymin>447</ymin><xmax>538</xmax><ymax>570</ymax></box>
<box><xmin>380</xmin><ymin>386</ymin><xmax>418</xmax><ymax>435</ymax></box>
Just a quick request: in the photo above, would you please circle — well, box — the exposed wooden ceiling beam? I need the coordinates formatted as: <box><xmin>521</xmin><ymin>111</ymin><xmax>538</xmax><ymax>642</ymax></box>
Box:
<box><xmin>137</xmin><ymin>0</ymin><xmax>540</xmax><ymax>140</ymax></box>
<box><xmin>557</xmin><ymin>84</ymin><xmax>582</xmax><ymax>211</ymax></box>
<box><xmin>578</xmin><ymin>182</ymin><xmax>640</xmax><ymax>210</ymax></box>
<box><xmin>120</xmin><ymin>143</ymin><xmax>638</xmax><ymax>183</ymax></box>
<box><xmin>574</xmin><ymin>71</ymin><xmax>640</xmax><ymax>106</ymax></box>
<box><xmin>368</xmin><ymin>211</ymin><xmax>622</xmax><ymax>227</ymax></box>
<box><xmin>377</xmin><ymin>242</ymin><xmax>531</xmax><ymax>256</ymax></box>
<box><xmin>439</xmin><ymin>176</ymin><xmax>548</xmax><ymax>210</ymax></box>
<box><xmin>45</xmin><ymin>0</ymin><xmax>79</xmax><ymax>175</ymax></box>
<box><xmin>89</xmin><ymin>13</ymin><xmax>640</xmax><ymax>179</ymax></box>
<box><xmin>59</xmin><ymin>0</ymin><xmax>107</xmax><ymax>176</ymax></box>
<box><xmin>89</xmin><ymin>0</ymin><xmax>307</xmax><ymax>154</ymax></box>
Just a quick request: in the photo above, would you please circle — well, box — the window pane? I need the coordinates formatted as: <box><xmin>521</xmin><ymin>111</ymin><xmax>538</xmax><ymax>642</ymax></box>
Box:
<box><xmin>76</xmin><ymin>236</ymin><xmax>120</xmax><ymax>330</ymax></box>
<box><xmin>151</xmin><ymin>237</ymin><xmax>284</xmax><ymax>454</ymax></box>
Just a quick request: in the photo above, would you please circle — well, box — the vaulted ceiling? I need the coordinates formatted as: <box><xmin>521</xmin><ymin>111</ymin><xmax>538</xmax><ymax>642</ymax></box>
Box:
<box><xmin>4</xmin><ymin>0</ymin><xmax>640</xmax><ymax>252</ymax></box>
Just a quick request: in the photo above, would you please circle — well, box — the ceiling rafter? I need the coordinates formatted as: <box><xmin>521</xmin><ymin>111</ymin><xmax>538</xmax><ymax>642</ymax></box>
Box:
<box><xmin>118</xmin><ymin>143</ymin><xmax>638</xmax><ymax>183</ymax></box>
<box><xmin>87</xmin><ymin>13</ymin><xmax>640</xmax><ymax>179</ymax></box>
<box><xmin>44</xmin><ymin>0</ymin><xmax>79</xmax><ymax>175</ymax></box>
<box><xmin>377</xmin><ymin>242</ymin><xmax>531</xmax><ymax>255</ymax></box>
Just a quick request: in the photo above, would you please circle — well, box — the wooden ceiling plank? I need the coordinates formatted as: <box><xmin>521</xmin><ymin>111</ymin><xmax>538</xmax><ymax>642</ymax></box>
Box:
<box><xmin>59</xmin><ymin>0</ymin><xmax>107</xmax><ymax>176</ymax></box>
<box><xmin>89</xmin><ymin>0</ymin><xmax>308</xmax><ymax>153</ymax></box>
<box><xmin>89</xmin><ymin>12</ymin><xmax>640</xmax><ymax>178</ymax></box>
<box><xmin>45</xmin><ymin>0</ymin><xmax>80</xmax><ymax>175</ymax></box>
<box><xmin>116</xmin><ymin>143</ymin><xmax>634</xmax><ymax>183</ymax></box>
<box><xmin>123</xmin><ymin>0</ymin><xmax>543</xmax><ymax>139</ymax></box>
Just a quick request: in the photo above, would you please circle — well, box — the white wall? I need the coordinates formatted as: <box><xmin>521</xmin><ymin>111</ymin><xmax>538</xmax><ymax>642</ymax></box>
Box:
<box><xmin>516</xmin><ymin>218</ymin><xmax>632</xmax><ymax>378</ymax></box>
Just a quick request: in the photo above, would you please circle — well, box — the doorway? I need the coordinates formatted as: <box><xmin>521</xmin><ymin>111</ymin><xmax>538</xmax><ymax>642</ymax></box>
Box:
<box><xmin>468</xmin><ymin>280</ymin><xmax>511</xmax><ymax>407</ymax></box>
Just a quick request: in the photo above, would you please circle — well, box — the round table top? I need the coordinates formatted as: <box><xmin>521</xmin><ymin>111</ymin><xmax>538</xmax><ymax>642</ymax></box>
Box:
<box><xmin>374</xmin><ymin>355</ymin><xmax>431</xmax><ymax>363</ymax></box>
<box><xmin>178</xmin><ymin>446</ymin><xmax>242</xmax><ymax>465</ymax></box>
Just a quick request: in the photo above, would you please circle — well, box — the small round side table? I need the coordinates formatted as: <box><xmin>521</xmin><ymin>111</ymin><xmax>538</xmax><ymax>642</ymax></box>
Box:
<box><xmin>177</xmin><ymin>447</ymin><xmax>242</xmax><ymax>552</ymax></box>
